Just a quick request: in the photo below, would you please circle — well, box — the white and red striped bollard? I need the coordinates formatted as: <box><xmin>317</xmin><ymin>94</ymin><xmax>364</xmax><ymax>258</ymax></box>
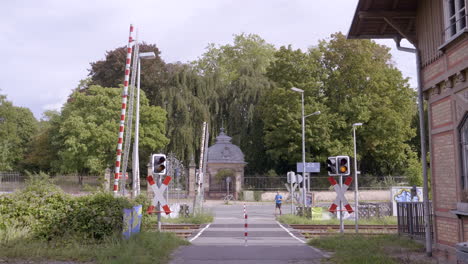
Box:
<box><xmin>244</xmin><ymin>203</ymin><xmax>248</xmax><ymax>246</ymax></box>
<box><xmin>113</xmin><ymin>24</ymin><xmax>134</xmax><ymax>195</ymax></box>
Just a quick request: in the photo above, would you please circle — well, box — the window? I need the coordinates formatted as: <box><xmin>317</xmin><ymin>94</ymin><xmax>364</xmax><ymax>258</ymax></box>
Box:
<box><xmin>460</xmin><ymin>115</ymin><xmax>468</xmax><ymax>189</ymax></box>
<box><xmin>444</xmin><ymin>0</ymin><xmax>467</xmax><ymax>39</ymax></box>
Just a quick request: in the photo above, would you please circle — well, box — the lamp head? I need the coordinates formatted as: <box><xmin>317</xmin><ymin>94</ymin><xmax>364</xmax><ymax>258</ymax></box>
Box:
<box><xmin>139</xmin><ymin>52</ymin><xmax>156</xmax><ymax>59</ymax></box>
<box><xmin>290</xmin><ymin>87</ymin><xmax>304</xmax><ymax>93</ymax></box>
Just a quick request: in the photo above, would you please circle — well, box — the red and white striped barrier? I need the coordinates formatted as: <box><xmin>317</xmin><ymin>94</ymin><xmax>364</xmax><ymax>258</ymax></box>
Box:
<box><xmin>244</xmin><ymin>203</ymin><xmax>248</xmax><ymax>246</ymax></box>
<box><xmin>328</xmin><ymin>176</ymin><xmax>354</xmax><ymax>214</ymax></box>
<box><xmin>147</xmin><ymin>175</ymin><xmax>172</xmax><ymax>215</ymax></box>
<box><xmin>113</xmin><ymin>24</ymin><xmax>135</xmax><ymax>195</ymax></box>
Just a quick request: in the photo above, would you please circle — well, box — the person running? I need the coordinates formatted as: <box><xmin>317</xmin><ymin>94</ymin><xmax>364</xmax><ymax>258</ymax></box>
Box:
<box><xmin>275</xmin><ymin>191</ymin><xmax>283</xmax><ymax>215</ymax></box>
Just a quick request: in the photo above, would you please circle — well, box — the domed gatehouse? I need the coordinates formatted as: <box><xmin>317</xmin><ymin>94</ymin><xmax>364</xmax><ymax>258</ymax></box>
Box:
<box><xmin>205</xmin><ymin>128</ymin><xmax>246</xmax><ymax>199</ymax></box>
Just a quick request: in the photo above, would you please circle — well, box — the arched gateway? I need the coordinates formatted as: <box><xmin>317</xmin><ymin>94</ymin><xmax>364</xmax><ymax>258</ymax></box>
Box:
<box><xmin>205</xmin><ymin>128</ymin><xmax>246</xmax><ymax>199</ymax></box>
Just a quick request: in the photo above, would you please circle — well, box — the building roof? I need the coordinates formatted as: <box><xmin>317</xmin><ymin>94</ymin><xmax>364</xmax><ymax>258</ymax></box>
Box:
<box><xmin>347</xmin><ymin>0</ymin><xmax>417</xmax><ymax>44</ymax></box>
<box><xmin>207</xmin><ymin>128</ymin><xmax>245</xmax><ymax>164</ymax></box>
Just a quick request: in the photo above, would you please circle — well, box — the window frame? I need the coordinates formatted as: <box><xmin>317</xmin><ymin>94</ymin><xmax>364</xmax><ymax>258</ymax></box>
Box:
<box><xmin>443</xmin><ymin>0</ymin><xmax>467</xmax><ymax>40</ymax></box>
<box><xmin>459</xmin><ymin>114</ymin><xmax>468</xmax><ymax>190</ymax></box>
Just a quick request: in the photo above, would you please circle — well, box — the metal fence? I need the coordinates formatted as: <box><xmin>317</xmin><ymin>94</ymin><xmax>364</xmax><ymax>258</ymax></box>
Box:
<box><xmin>243</xmin><ymin>175</ymin><xmax>409</xmax><ymax>191</ymax></box>
<box><xmin>243</xmin><ymin>176</ymin><xmax>288</xmax><ymax>190</ymax></box>
<box><xmin>359</xmin><ymin>202</ymin><xmax>392</xmax><ymax>218</ymax></box>
<box><xmin>397</xmin><ymin>202</ymin><xmax>433</xmax><ymax>240</ymax></box>
<box><xmin>0</xmin><ymin>172</ymin><xmax>24</xmax><ymax>193</ymax></box>
<box><xmin>0</xmin><ymin>172</ymin><xmax>101</xmax><ymax>194</ymax></box>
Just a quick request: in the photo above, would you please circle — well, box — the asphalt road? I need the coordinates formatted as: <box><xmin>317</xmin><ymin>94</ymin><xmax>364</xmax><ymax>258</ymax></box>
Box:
<box><xmin>169</xmin><ymin>203</ymin><xmax>328</xmax><ymax>264</ymax></box>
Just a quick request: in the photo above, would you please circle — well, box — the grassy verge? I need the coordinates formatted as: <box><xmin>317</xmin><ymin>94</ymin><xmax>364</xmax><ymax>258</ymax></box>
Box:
<box><xmin>309</xmin><ymin>234</ymin><xmax>431</xmax><ymax>264</ymax></box>
<box><xmin>277</xmin><ymin>214</ymin><xmax>397</xmax><ymax>225</ymax></box>
<box><xmin>0</xmin><ymin>231</ymin><xmax>189</xmax><ymax>264</ymax></box>
<box><xmin>143</xmin><ymin>212</ymin><xmax>214</xmax><ymax>228</ymax></box>
<box><xmin>162</xmin><ymin>212</ymin><xmax>214</xmax><ymax>224</ymax></box>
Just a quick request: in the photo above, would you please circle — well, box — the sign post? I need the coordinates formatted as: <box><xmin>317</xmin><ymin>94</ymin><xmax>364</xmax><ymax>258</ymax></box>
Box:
<box><xmin>328</xmin><ymin>175</ymin><xmax>354</xmax><ymax>234</ymax></box>
<box><xmin>297</xmin><ymin>162</ymin><xmax>320</xmax><ymax>194</ymax></box>
<box><xmin>147</xmin><ymin>174</ymin><xmax>172</xmax><ymax>231</ymax></box>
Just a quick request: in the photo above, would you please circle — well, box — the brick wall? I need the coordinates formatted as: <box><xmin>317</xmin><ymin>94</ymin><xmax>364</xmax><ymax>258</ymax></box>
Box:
<box><xmin>436</xmin><ymin>217</ymin><xmax>459</xmax><ymax>245</ymax></box>
<box><xmin>431</xmin><ymin>99</ymin><xmax>452</xmax><ymax>128</ymax></box>
<box><xmin>432</xmin><ymin>132</ymin><xmax>457</xmax><ymax>210</ymax></box>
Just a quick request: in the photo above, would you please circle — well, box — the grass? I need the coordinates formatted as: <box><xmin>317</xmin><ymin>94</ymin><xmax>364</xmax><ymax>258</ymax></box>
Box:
<box><xmin>143</xmin><ymin>212</ymin><xmax>214</xmax><ymax>228</ymax></box>
<box><xmin>0</xmin><ymin>230</ymin><xmax>189</xmax><ymax>264</ymax></box>
<box><xmin>309</xmin><ymin>234</ymin><xmax>431</xmax><ymax>264</ymax></box>
<box><xmin>161</xmin><ymin>212</ymin><xmax>214</xmax><ymax>224</ymax></box>
<box><xmin>277</xmin><ymin>214</ymin><xmax>397</xmax><ymax>225</ymax></box>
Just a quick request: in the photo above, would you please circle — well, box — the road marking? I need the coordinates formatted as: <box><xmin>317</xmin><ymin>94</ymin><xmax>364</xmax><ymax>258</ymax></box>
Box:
<box><xmin>189</xmin><ymin>223</ymin><xmax>211</xmax><ymax>242</ymax></box>
<box><xmin>276</xmin><ymin>221</ymin><xmax>306</xmax><ymax>244</ymax></box>
<box><xmin>276</xmin><ymin>221</ymin><xmax>330</xmax><ymax>258</ymax></box>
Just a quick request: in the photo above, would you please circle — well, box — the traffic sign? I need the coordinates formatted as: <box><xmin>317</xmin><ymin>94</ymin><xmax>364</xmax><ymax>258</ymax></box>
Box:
<box><xmin>288</xmin><ymin>174</ymin><xmax>303</xmax><ymax>184</ymax></box>
<box><xmin>328</xmin><ymin>176</ymin><xmax>354</xmax><ymax>214</ymax></box>
<box><xmin>296</xmin><ymin>162</ymin><xmax>320</xmax><ymax>173</ymax></box>
<box><xmin>147</xmin><ymin>175</ymin><xmax>172</xmax><ymax>215</ymax></box>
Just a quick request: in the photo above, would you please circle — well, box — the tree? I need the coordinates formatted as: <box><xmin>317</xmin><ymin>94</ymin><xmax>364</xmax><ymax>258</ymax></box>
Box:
<box><xmin>194</xmin><ymin>33</ymin><xmax>277</xmax><ymax>174</ymax></box>
<box><xmin>318</xmin><ymin>33</ymin><xmax>417</xmax><ymax>175</ymax></box>
<box><xmin>22</xmin><ymin>110</ymin><xmax>60</xmax><ymax>172</ymax></box>
<box><xmin>0</xmin><ymin>93</ymin><xmax>38</xmax><ymax>171</ymax></box>
<box><xmin>263</xmin><ymin>33</ymin><xmax>418</xmax><ymax>176</ymax></box>
<box><xmin>50</xmin><ymin>85</ymin><xmax>168</xmax><ymax>174</ymax></box>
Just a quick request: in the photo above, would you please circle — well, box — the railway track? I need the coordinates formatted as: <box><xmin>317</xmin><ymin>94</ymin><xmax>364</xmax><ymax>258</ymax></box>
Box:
<box><xmin>149</xmin><ymin>224</ymin><xmax>202</xmax><ymax>239</ymax></box>
<box><xmin>290</xmin><ymin>224</ymin><xmax>397</xmax><ymax>230</ymax></box>
<box><xmin>289</xmin><ymin>224</ymin><xmax>398</xmax><ymax>238</ymax></box>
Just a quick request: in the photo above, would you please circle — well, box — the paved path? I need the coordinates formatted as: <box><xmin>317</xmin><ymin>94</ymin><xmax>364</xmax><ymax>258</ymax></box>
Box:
<box><xmin>170</xmin><ymin>203</ymin><xmax>328</xmax><ymax>264</ymax></box>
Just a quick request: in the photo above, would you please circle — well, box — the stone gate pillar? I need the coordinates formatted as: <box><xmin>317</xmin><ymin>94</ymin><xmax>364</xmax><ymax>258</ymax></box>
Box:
<box><xmin>188</xmin><ymin>155</ymin><xmax>196</xmax><ymax>198</ymax></box>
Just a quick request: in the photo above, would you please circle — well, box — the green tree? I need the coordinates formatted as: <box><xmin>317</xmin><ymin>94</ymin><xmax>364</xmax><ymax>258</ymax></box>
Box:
<box><xmin>0</xmin><ymin>93</ymin><xmax>38</xmax><ymax>171</ymax></box>
<box><xmin>194</xmin><ymin>33</ymin><xmax>277</xmax><ymax>174</ymax></box>
<box><xmin>22</xmin><ymin>110</ymin><xmax>60</xmax><ymax>172</ymax></box>
<box><xmin>50</xmin><ymin>85</ymin><xmax>168</xmax><ymax>174</ymax></box>
<box><xmin>318</xmin><ymin>33</ymin><xmax>417</xmax><ymax>175</ymax></box>
<box><xmin>263</xmin><ymin>33</ymin><xmax>418</xmax><ymax>176</ymax></box>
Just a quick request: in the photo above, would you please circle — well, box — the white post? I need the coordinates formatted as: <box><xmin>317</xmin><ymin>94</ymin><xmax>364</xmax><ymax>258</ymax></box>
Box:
<box><xmin>301</xmin><ymin>92</ymin><xmax>306</xmax><ymax>209</ymax></box>
<box><xmin>339</xmin><ymin>174</ymin><xmax>344</xmax><ymax>234</ymax></box>
<box><xmin>352</xmin><ymin>123</ymin><xmax>362</xmax><ymax>233</ymax></box>
<box><xmin>353</xmin><ymin>126</ymin><xmax>358</xmax><ymax>233</ymax></box>
<box><xmin>132</xmin><ymin>59</ymin><xmax>141</xmax><ymax>198</ymax></box>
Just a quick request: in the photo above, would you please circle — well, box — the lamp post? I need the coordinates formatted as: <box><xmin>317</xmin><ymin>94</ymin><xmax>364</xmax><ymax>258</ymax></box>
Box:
<box><xmin>291</xmin><ymin>87</ymin><xmax>306</xmax><ymax>208</ymax></box>
<box><xmin>304</xmin><ymin>111</ymin><xmax>321</xmax><ymax>192</ymax></box>
<box><xmin>352</xmin><ymin>122</ymin><xmax>363</xmax><ymax>233</ymax></box>
<box><xmin>132</xmin><ymin>51</ymin><xmax>156</xmax><ymax>198</ymax></box>
<box><xmin>291</xmin><ymin>87</ymin><xmax>320</xmax><ymax>209</ymax></box>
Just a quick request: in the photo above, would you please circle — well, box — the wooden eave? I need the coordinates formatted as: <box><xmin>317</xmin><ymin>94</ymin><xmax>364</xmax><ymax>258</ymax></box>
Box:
<box><xmin>347</xmin><ymin>0</ymin><xmax>417</xmax><ymax>45</ymax></box>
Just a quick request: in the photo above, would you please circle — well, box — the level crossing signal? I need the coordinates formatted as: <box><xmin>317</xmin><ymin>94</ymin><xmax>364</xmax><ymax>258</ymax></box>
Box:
<box><xmin>152</xmin><ymin>154</ymin><xmax>166</xmax><ymax>175</ymax></box>
<box><xmin>336</xmin><ymin>156</ymin><xmax>350</xmax><ymax>176</ymax></box>
<box><xmin>326</xmin><ymin>157</ymin><xmax>337</xmax><ymax>176</ymax></box>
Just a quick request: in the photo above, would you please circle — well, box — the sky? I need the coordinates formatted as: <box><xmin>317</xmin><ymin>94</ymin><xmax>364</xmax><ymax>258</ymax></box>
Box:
<box><xmin>0</xmin><ymin>0</ymin><xmax>417</xmax><ymax>120</ymax></box>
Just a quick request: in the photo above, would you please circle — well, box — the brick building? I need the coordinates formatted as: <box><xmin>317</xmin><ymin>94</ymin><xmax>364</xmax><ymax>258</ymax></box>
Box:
<box><xmin>348</xmin><ymin>0</ymin><xmax>467</xmax><ymax>262</ymax></box>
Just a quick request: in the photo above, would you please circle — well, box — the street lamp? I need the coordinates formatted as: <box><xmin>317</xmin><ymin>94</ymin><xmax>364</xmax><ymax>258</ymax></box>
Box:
<box><xmin>290</xmin><ymin>87</ymin><xmax>320</xmax><ymax>209</ymax></box>
<box><xmin>305</xmin><ymin>110</ymin><xmax>320</xmax><ymax>192</ymax></box>
<box><xmin>352</xmin><ymin>122</ymin><xmax>363</xmax><ymax>233</ymax></box>
<box><xmin>132</xmin><ymin>51</ymin><xmax>156</xmax><ymax>198</ymax></box>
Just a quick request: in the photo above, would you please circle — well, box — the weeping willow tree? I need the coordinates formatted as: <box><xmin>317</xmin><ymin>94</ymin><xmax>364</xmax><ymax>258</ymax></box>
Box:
<box><xmin>194</xmin><ymin>33</ymin><xmax>277</xmax><ymax>174</ymax></box>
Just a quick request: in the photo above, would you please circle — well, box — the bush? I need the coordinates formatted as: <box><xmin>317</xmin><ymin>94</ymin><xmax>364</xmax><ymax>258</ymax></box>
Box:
<box><xmin>0</xmin><ymin>172</ymin><xmax>72</xmax><ymax>239</ymax></box>
<box><xmin>63</xmin><ymin>191</ymin><xmax>132</xmax><ymax>240</ymax></box>
<box><xmin>0</xmin><ymin>172</ymin><xmax>133</xmax><ymax>241</ymax></box>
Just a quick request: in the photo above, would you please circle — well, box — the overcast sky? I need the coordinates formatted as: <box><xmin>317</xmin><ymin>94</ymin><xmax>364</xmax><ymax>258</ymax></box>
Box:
<box><xmin>0</xmin><ymin>0</ymin><xmax>417</xmax><ymax>120</ymax></box>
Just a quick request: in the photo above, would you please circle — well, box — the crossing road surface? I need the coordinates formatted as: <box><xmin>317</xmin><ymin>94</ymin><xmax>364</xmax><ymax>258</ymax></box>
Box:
<box><xmin>170</xmin><ymin>203</ymin><xmax>328</xmax><ymax>264</ymax></box>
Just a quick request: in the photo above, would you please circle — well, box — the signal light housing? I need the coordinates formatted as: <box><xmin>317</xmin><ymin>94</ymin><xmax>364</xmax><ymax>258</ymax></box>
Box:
<box><xmin>336</xmin><ymin>155</ymin><xmax>350</xmax><ymax>176</ymax></box>
<box><xmin>152</xmin><ymin>154</ymin><xmax>166</xmax><ymax>175</ymax></box>
<box><xmin>326</xmin><ymin>157</ymin><xmax>337</xmax><ymax>176</ymax></box>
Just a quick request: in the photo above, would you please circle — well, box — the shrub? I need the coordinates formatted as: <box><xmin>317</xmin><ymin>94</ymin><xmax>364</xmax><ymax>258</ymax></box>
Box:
<box><xmin>63</xmin><ymin>191</ymin><xmax>132</xmax><ymax>240</ymax></box>
<box><xmin>0</xmin><ymin>172</ymin><xmax>72</xmax><ymax>239</ymax></box>
<box><xmin>0</xmin><ymin>172</ymin><xmax>133</xmax><ymax>241</ymax></box>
